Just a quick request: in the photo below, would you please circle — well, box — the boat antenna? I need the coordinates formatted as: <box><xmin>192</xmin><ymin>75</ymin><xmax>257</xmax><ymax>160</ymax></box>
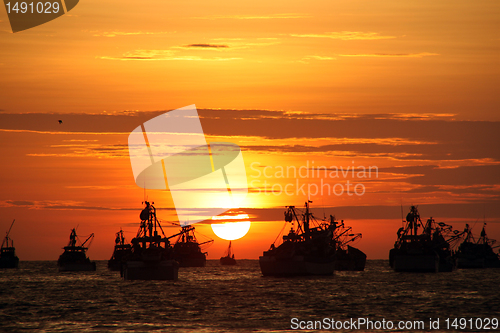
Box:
<box><xmin>143</xmin><ymin>179</ymin><xmax>148</xmax><ymax>202</ymax></box>
<box><xmin>400</xmin><ymin>198</ymin><xmax>404</xmax><ymax>228</ymax></box>
<box><xmin>321</xmin><ymin>198</ymin><xmax>326</xmax><ymax>220</ymax></box>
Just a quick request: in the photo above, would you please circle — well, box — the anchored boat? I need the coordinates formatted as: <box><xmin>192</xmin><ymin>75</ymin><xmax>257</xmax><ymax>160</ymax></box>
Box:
<box><xmin>57</xmin><ymin>228</ymin><xmax>96</xmax><ymax>272</ymax></box>
<box><xmin>389</xmin><ymin>206</ymin><xmax>461</xmax><ymax>273</ymax></box>
<box><xmin>456</xmin><ymin>223</ymin><xmax>500</xmax><ymax>268</ymax></box>
<box><xmin>0</xmin><ymin>219</ymin><xmax>19</xmax><ymax>269</ymax></box>
<box><xmin>259</xmin><ymin>201</ymin><xmax>336</xmax><ymax>277</ymax></box>
<box><xmin>108</xmin><ymin>229</ymin><xmax>132</xmax><ymax>271</ymax></box>
<box><xmin>172</xmin><ymin>225</ymin><xmax>213</xmax><ymax>267</ymax></box>
<box><xmin>329</xmin><ymin>216</ymin><xmax>366</xmax><ymax>271</ymax></box>
<box><xmin>220</xmin><ymin>241</ymin><xmax>237</xmax><ymax>265</ymax></box>
<box><xmin>122</xmin><ymin>201</ymin><xmax>179</xmax><ymax>280</ymax></box>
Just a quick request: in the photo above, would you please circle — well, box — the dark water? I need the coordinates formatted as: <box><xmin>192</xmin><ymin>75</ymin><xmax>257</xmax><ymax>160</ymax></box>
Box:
<box><xmin>0</xmin><ymin>260</ymin><xmax>499</xmax><ymax>332</ymax></box>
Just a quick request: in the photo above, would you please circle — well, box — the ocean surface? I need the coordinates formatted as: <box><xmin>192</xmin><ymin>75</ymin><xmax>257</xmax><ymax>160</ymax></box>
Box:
<box><xmin>1</xmin><ymin>260</ymin><xmax>499</xmax><ymax>333</ymax></box>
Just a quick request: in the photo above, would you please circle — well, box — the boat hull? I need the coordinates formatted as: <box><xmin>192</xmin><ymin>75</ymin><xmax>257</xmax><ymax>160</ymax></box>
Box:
<box><xmin>220</xmin><ymin>257</ymin><xmax>236</xmax><ymax>265</ymax></box>
<box><xmin>334</xmin><ymin>246</ymin><xmax>366</xmax><ymax>271</ymax></box>
<box><xmin>123</xmin><ymin>260</ymin><xmax>179</xmax><ymax>281</ymax></box>
<box><xmin>0</xmin><ymin>256</ymin><xmax>19</xmax><ymax>269</ymax></box>
<box><xmin>457</xmin><ymin>257</ymin><xmax>486</xmax><ymax>269</ymax></box>
<box><xmin>456</xmin><ymin>242</ymin><xmax>500</xmax><ymax>268</ymax></box>
<box><xmin>58</xmin><ymin>262</ymin><xmax>96</xmax><ymax>272</ymax></box>
<box><xmin>108</xmin><ymin>246</ymin><xmax>132</xmax><ymax>271</ymax></box>
<box><xmin>107</xmin><ymin>259</ymin><xmax>122</xmax><ymax>271</ymax></box>
<box><xmin>438</xmin><ymin>255</ymin><xmax>457</xmax><ymax>272</ymax></box>
<box><xmin>392</xmin><ymin>253</ymin><xmax>439</xmax><ymax>273</ymax></box>
<box><xmin>176</xmin><ymin>256</ymin><xmax>206</xmax><ymax>267</ymax></box>
<box><xmin>259</xmin><ymin>255</ymin><xmax>335</xmax><ymax>276</ymax></box>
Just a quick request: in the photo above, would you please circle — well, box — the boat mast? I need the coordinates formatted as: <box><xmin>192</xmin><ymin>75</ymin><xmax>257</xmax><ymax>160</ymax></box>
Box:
<box><xmin>2</xmin><ymin>219</ymin><xmax>15</xmax><ymax>248</ymax></box>
<box><xmin>303</xmin><ymin>201</ymin><xmax>312</xmax><ymax>240</ymax></box>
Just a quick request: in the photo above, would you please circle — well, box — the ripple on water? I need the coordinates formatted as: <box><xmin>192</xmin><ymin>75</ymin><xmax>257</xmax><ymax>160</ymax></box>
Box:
<box><xmin>0</xmin><ymin>260</ymin><xmax>499</xmax><ymax>332</ymax></box>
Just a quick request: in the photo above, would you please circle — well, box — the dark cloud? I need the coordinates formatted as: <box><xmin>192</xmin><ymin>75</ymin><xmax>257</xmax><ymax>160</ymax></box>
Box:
<box><xmin>184</xmin><ymin>43</ymin><xmax>229</xmax><ymax>48</ymax></box>
<box><xmin>5</xmin><ymin>200</ymin><xmax>34</xmax><ymax>206</ymax></box>
<box><xmin>0</xmin><ymin>109</ymin><xmax>499</xmax><ymax>163</ymax></box>
<box><xmin>379</xmin><ymin>165</ymin><xmax>500</xmax><ymax>184</ymax></box>
<box><xmin>243</xmin><ymin>201</ymin><xmax>500</xmax><ymax>222</ymax></box>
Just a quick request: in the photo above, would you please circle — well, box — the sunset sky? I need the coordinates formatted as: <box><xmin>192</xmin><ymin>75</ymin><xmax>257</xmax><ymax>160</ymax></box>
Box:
<box><xmin>0</xmin><ymin>0</ymin><xmax>499</xmax><ymax>260</ymax></box>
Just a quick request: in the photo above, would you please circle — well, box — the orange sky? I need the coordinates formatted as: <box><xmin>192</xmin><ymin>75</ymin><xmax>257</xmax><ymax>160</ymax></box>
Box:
<box><xmin>0</xmin><ymin>0</ymin><xmax>499</xmax><ymax>260</ymax></box>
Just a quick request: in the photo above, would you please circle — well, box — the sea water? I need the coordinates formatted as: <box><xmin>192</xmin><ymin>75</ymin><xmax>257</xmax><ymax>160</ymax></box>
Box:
<box><xmin>0</xmin><ymin>260</ymin><xmax>499</xmax><ymax>332</ymax></box>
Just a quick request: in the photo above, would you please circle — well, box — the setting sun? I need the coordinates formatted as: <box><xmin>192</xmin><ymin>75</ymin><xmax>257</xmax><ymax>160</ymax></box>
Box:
<box><xmin>211</xmin><ymin>214</ymin><xmax>252</xmax><ymax>240</ymax></box>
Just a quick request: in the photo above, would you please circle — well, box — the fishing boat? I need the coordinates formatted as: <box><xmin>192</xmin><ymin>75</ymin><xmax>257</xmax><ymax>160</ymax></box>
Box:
<box><xmin>389</xmin><ymin>206</ymin><xmax>461</xmax><ymax>273</ymax></box>
<box><xmin>57</xmin><ymin>228</ymin><xmax>96</xmax><ymax>272</ymax></box>
<box><xmin>329</xmin><ymin>217</ymin><xmax>366</xmax><ymax>271</ymax></box>
<box><xmin>107</xmin><ymin>229</ymin><xmax>132</xmax><ymax>271</ymax></box>
<box><xmin>456</xmin><ymin>223</ymin><xmax>500</xmax><ymax>268</ymax></box>
<box><xmin>259</xmin><ymin>201</ymin><xmax>336</xmax><ymax>277</ymax></box>
<box><xmin>220</xmin><ymin>241</ymin><xmax>237</xmax><ymax>265</ymax></box>
<box><xmin>172</xmin><ymin>225</ymin><xmax>213</xmax><ymax>267</ymax></box>
<box><xmin>122</xmin><ymin>201</ymin><xmax>179</xmax><ymax>280</ymax></box>
<box><xmin>0</xmin><ymin>219</ymin><xmax>19</xmax><ymax>269</ymax></box>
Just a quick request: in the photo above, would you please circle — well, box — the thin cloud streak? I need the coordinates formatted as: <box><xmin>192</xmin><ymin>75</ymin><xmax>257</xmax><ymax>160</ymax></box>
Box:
<box><xmin>339</xmin><ymin>52</ymin><xmax>440</xmax><ymax>58</ymax></box>
<box><xmin>291</xmin><ymin>31</ymin><xmax>396</xmax><ymax>40</ymax></box>
<box><xmin>193</xmin><ymin>13</ymin><xmax>311</xmax><ymax>20</ymax></box>
<box><xmin>98</xmin><ymin>56</ymin><xmax>242</xmax><ymax>61</ymax></box>
<box><xmin>183</xmin><ymin>44</ymin><xmax>230</xmax><ymax>49</ymax></box>
<box><xmin>90</xmin><ymin>31</ymin><xmax>175</xmax><ymax>37</ymax></box>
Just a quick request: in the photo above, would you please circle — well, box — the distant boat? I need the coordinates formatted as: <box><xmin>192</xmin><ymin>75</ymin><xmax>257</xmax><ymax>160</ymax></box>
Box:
<box><xmin>57</xmin><ymin>228</ymin><xmax>96</xmax><ymax>272</ymax></box>
<box><xmin>456</xmin><ymin>223</ymin><xmax>500</xmax><ymax>269</ymax></box>
<box><xmin>389</xmin><ymin>206</ymin><xmax>460</xmax><ymax>273</ymax></box>
<box><xmin>259</xmin><ymin>201</ymin><xmax>336</xmax><ymax>277</ymax></box>
<box><xmin>173</xmin><ymin>225</ymin><xmax>213</xmax><ymax>267</ymax></box>
<box><xmin>122</xmin><ymin>201</ymin><xmax>179</xmax><ymax>280</ymax></box>
<box><xmin>329</xmin><ymin>216</ymin><xmax>366</xmax><ymax>271</ymax></box>
<box><xmin>0</xmin><ymin>219</ymin><xmax>19</xmax><ymax>269</ymax></box>
<box><xmin>220</xmin><ymin>241</ymin><xmax>237</xmax><ymax>265</ymax></box>
<box><xmin>107</xmin><ymin>229</ymin><xmax>132</xmax><ymax>271</ymax></box>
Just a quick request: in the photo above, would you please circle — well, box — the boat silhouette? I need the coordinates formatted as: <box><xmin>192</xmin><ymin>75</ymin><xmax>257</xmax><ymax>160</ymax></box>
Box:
<box><xmin>456</xmin><ymin>223</ymin><xmax>500</xmax><ymax>268</ymax></box>
<box><xmin>0</xmin><ymin>219</ymin><xmax>19</xmax><ymax>269</ymax></box>
<box><xmin>57</xmin><ymin>228</ymin><xmax>96</xmax><ymax>272</ymax></box>
<box><xmin>259</xmin><ymin>201</ymin><xmax>336</xmax><ymax>276</ymax></box>
<box><xmin>122</xmin><ymin>201</ymin><xmax>179</xmax><ymax>280</ymax></box>
<box><xmin>220</xmin><ymin>241</ymin><xmax>237</xmax><ymax>265</ymax></box>
<box><xmin>108</xmin><ymin>229</ymin><xmax>132</xmax><ymax>271</ymax></box>
<box><xmin>389</xmin><ymin>206</ymin><xmax>462</xmax><ymax>273</ymax></box>
<box><xmin>172</xmin><ymin>225</ymin><xmax>213</xmax><ymax>267</ymax></box>
<box><xmin>329</xmin><ymin>216</ymin><xmax>366</xmax><ymax>271</ymax></box>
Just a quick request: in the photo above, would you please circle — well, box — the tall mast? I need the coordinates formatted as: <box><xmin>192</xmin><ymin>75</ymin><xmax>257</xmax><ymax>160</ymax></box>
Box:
<box><xmin>2</xmin><ymin>219</ymin><xmax>15</xmax><ymax>248</ymax></box>
<box><xmin>304</xmin><ymin>201</ymin><xmax>312</xmax><ymax>239</ymax></box>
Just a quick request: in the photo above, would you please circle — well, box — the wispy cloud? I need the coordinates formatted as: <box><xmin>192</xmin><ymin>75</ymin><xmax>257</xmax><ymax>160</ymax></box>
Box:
<box><xmin>193</xmin><ymin>13</ymin><xmax>311</xmax><ymax>20</ymax></box>
<box><xmin>98</xmin><ymin>49</ymin><xmax>241</xmax><ymax>61</ymax></box>
<box><xmin>299</xmin><ymin>55</ymin><xmax>337</xmax><ymax>63</ymax></box>
<box><xmin>90</xmin><ymin>31</ymin><xmax>175</xmax><ymax>37</ymax></box>
<box><xmin>339</xmin><ymin>52</ymin><xmax>439</xmax><ymax>58</ymax></box>
<box><xmin>200</xmin><ymin>37</ymin><xmax>281</xmax><ymax>49</ymax></box>
<box><xmin>291</xmin><ymin>31</ymin><xmax>396</xmax><ymax>40</ymax></box>
<box><xmin>182</xmin><ymin>43</ymin><xmax>229</xmax><ymax>49</ymax></box>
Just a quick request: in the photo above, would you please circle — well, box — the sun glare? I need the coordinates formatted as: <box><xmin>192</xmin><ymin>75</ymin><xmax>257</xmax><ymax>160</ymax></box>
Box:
<box><xmin>211</xmin><ymin>219</ymin><xmax>251</xmax><ymax>240</ymax></box>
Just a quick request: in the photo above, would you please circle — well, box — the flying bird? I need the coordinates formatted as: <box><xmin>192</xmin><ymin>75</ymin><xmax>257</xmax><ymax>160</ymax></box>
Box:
<box><xmin>58</xmin><ymin>120</ymin><xmax>63</xmax><ymax>124</ymax></box>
